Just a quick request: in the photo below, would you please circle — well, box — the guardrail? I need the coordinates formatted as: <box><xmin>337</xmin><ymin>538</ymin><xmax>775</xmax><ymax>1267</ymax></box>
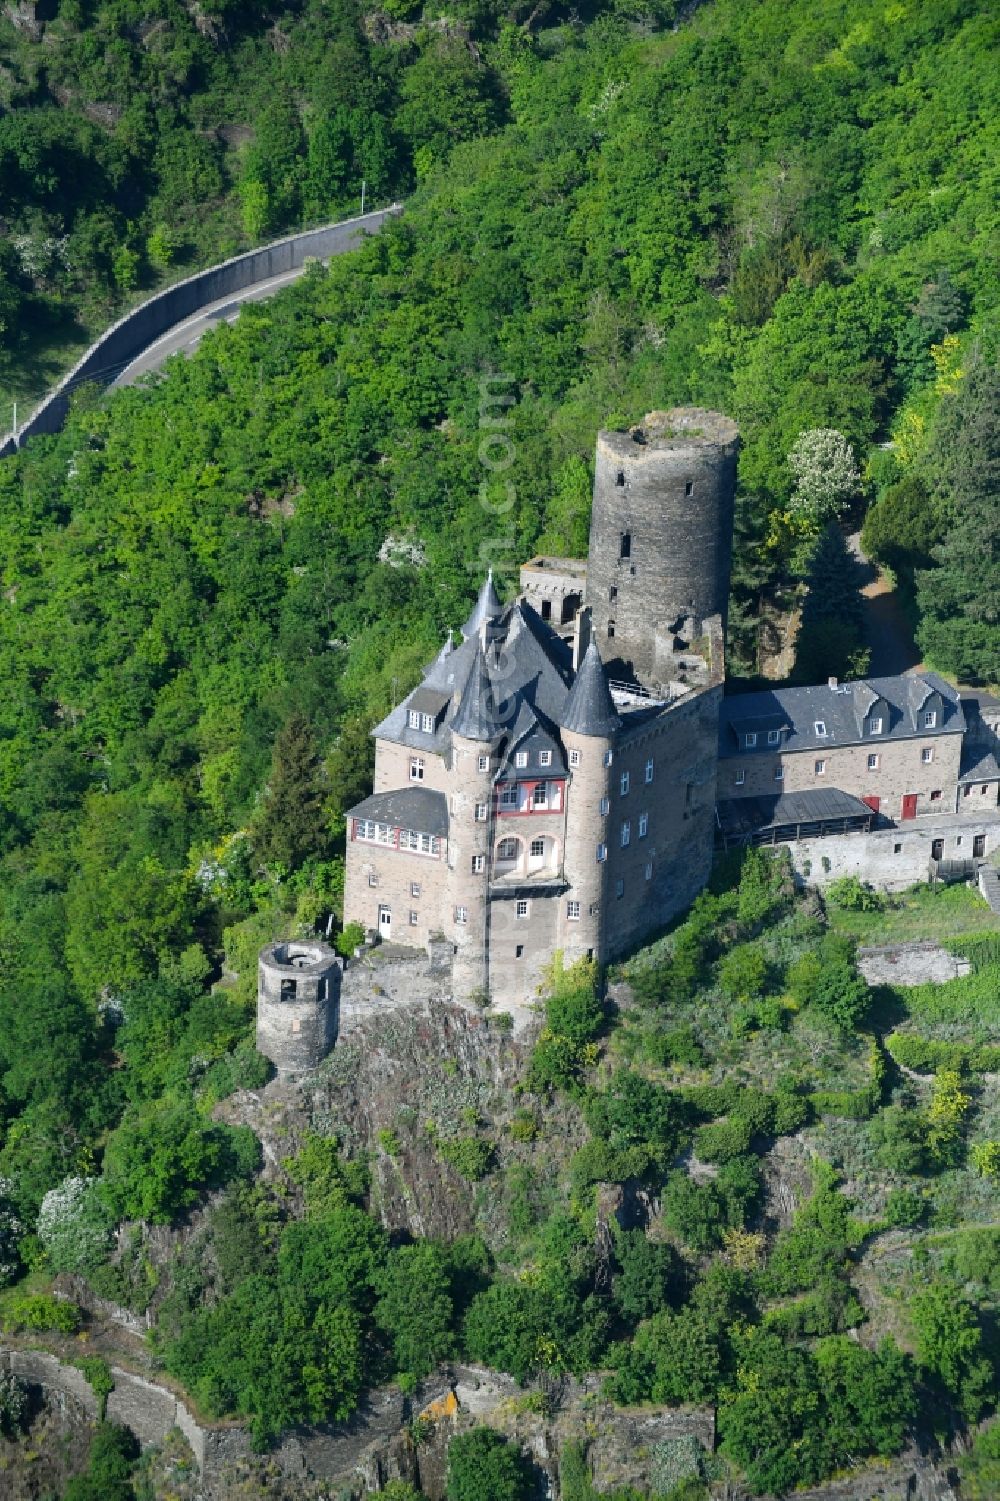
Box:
<box><xmin>0</xmin><ymin>204</ymin><xmax>402</xmax><ymax>459</ymax></box>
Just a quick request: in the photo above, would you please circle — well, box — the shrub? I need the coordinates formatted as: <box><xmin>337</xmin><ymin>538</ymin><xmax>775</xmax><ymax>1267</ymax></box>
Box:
<box><xmin>718</xmin><ymin>942</ymin><xmax>769</xmax><ymax>1003</ymax></box>
<box><xmin>3</xmin><ymin>1293</ymin><xmax>81</xmax><ymax>1334</ymax></box>
<box><xmin>826</xmin><ymin>876</ymin><xmax>884</xmax><ymax>912</ymax></box>
<box><xmin>438</xmin><ymin>1137</ymin><xmax>494</xmax><ymax>1180</ymax></box>
<box><xmin>694</xmin><ymin>1117</ymin><xmax>753</xmax><ymax>1163</ymax></box>
<box><xmin>336</xmin><ymin>921</ymin><xmax>366</xmax><ymax>957</ymax></box>
<box><xmin>0</xmin><ymin>1370</ymin><xmax>28</xmax><ymax>1437</ymax></box>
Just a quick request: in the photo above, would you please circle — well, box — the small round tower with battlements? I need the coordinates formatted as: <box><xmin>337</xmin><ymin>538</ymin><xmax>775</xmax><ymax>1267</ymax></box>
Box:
<box><xmin>257</xmin><ymin>939</ymin><xmax>341</xmax><ymax>1080</ymax></box>
<box><xmin>585</xmin><ymin>407</ymin><xmax>739</xmax><ymax>689</ymax></box>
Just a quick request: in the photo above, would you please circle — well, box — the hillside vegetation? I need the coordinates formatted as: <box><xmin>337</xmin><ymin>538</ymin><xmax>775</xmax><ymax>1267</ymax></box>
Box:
<box><xmin>0</xmin><ymin>0</ymin><xmax>1000</xmax><ymax>1495</ymax></box>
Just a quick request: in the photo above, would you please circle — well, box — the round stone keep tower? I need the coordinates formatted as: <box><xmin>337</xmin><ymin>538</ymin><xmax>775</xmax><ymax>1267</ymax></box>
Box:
<box><xmin>584</xmin><ymin>407</ymin><xmax>739</xmax><ymax>687</ymax></box>
<box><xmin>257</xmin><ymin>939</ymin><xmax>341</xmax><ymax>1081</ymax></box>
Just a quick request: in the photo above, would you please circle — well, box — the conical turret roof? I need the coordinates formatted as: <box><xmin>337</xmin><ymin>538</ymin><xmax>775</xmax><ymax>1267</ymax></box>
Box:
<box><xmin>560</xmin><ymin>640</ymin><xmax>621</xmax><ymax>738</ymax></box>
<box><xmin>462</xmin><ymin>570</ymin><xmax>502</xmax><ymax>640</ymax></box>
<box><xmin>450</xmin><ymin>639</ymin><xmax>505</xmax><ymax>742</ymax></box>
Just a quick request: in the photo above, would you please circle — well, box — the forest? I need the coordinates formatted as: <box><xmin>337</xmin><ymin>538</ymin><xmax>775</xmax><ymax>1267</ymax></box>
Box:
<box><xmin>1</xmin><ymin>0</ymin><xmax>1000</xmax><ymax>1496</ymax></box>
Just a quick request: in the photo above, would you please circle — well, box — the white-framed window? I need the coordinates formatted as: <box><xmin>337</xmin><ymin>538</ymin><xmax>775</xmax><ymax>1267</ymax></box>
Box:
<box><xmin>923</xmin><ymin>710</ymin><xmax>937</xmax><ymax>728</ymax></box>
<box><xmin>532</xmin><ymin>782</ymin><xmax>548</xmax><ymax>808</ymax></box>
<box><xmin>399</xmin><ymin>829</ymin><xmax>441</xmax><ymax>856</ymax></box>
<box><xmin>603</xmin><ymin>749</ymin><xmax>613</xmax><ymax>767</ymax></box>
<box><xmin>497</xmin><ymin>837</ymin><xmax>519</xmax><ymax>860</ymax></box>
<box><xmin>815</xmin><ymin>720</ymin><xmax>827</xmax><ymax>737</ymax></box>
<box><xmin>815</xmin><ymin>759</ymin><xmax>826</xmax><ymax>775</ymax></box>
<box><xmin>746</xmin><ymin>732</ymin><xmax>757</xmax><ymax>748</ymax></box>
<box><xmin>409</xmin><ymin>910</ymin><xmax>419</xmax><ymax>926</ymax></box>
<box><xmin>515</xmin><ymin>899</ymin><xmax>529</xmax><ymax>919</ymax></box>
<box><xmin>478</xmin><ymin>754</ymin><xmax>489</xmax><ymax>771</ymax></box>
<box><xmin>868</xmin><ymin>753</ymin><xmax>880</xmax><ymax>771</ymax></box>
<box><xmin>621</xmin><ymin>821</ymin><xmax>631</xmax><ymax>847</ymax></box>
<box><xmin>644</xmin><ymin>861</ymin><xmax>653</xmax><ymax>881</ymax></box>
<box><xmin>540</xmin><ymin>749</ymin><xmax>552</xmax><ymax>767</ymax></box>
<box><xmin>922</xmin><ymin>747</ymin><xmax>934</xmax><ymax>764</ymax></box>
<box><xmin>530</xmin><ymin>838</ymin><xmax>545</xmax><ymax>857</ymax></box>
<box><xmin>600</xmin><ymin>795</ymin><xmax>610</xmax><ymax>816</ymax></box>
<box><xmin>870</xmin><ymin>717</ymin><xmax>884</xmax><ymax>735</ymax></box>
<box><xmin>615</xmin><ymin>879</ymin><xmax>624</xmax><ymax>899</ymax></box>
<box><xmin>567</xmin><ymin>900</ymin><xmax>581</xmax><ymax>921</ymax></box>
<box><xmin>767</xmin><ymin>729</ymin><xmax>781</xmax><ymax>745</ymax></box>
<box><xmin>409</xmin><ymin>757</ymin><xmax>424</xmax><ymax>782</ymax></box>
<box><xmin>620</xmin><ymin>770</ymin><xmax>630</xmax><ymax>795</ymax></box>
<box><xmin>515</xmin><ymin>750</ymin><xmax>528</xmax><ymax>768</ymax></box>
<box><xmin>368</xmin><ymin>871</ymin><xmax>378</xmax><ymax>887</ymax></box>
<box><xmin>471</xmin><ymin>854</ymin><xmax>485</xmax><ymax>872</ymax></box>
<box><xmin>407</xmin><ymin>709</ymin><xmax>420</xmax><ymax>729</ymax></box>
<box><xmin>475</xmin><ymin>801</ymin><xmax>488</xmax><ymax>821</ymax></box>
<box><xmin>735</xmin><ymin>768</ymin><xmax>745</xmax><ymax>786</ymax></box>
<box><xmin>499</xmin><ymin>785</ymin><xmax>518</xmax><ymax>807</ymax></box>
<box><xmin>774</xmin><ymin>765</ymin><xmax>784</xmax><ymax>782</ymax></box>
<box><xmin>421</xmin><ymin>713</ymin><xmax>434</xmax><ymax>733</ymax></box>
<box><xmin>596</xmin><ymin>842</ymin><xmax>607</xmax><ymax>862</ymax></box>
<box><xmin>410</xmin><ymin>881</ymin><xmax>421</xmax><ymax>897</ymax></box>
<box><xmin>639</xmin><ymin>812</ymin><xmax>649</xmax><ymax>838</ymax></box>
<box><xmin>645</xmin><ymin>756</ymin><xmax>654</xmax><ymax>783</ymax></box>
<box><xmin>455</xmin><ymin>906</ymin><xmax>467</xmax><ymax>924</ymax></box>
<box><xmin>356</xmin><ymin>819</ymin><xmax>396</xmax><ymax>845</ymax></box>
<box><xmin>569</xmin><ymin>749</ymin><xmax>581</xmax><ymax>767</ymax></box>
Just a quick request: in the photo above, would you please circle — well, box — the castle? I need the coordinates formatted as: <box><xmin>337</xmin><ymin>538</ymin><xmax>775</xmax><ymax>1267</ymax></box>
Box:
<box><xmin>257</xmin><ymin>406</ymin><xmax>1000</xmax><ymax>1068</ymax></box>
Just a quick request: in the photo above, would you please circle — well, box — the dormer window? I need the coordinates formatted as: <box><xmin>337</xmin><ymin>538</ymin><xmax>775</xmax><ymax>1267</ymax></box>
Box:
<box><xmin>745</xmin><ymin>732</ymin><xmax>757</xmax><ymax>748</ymax></box>
<box><xmin>815</xmin><ymin>721</ymin><xmax>827</xmax><ymax>737</ymax></box>
<box><xmin>923</xmin><ymin>710</ymin><xmax>937</xmax><ymax>728</ymax></box>
<box><xmin>870</xmin><ymin>717</ymin><xmax>883</xmax><ymax>735</ymax></box>
<box><xmin>767</xmin><ymin>729</ymin><xmax>780</xmax><ymax>746</ymax></box>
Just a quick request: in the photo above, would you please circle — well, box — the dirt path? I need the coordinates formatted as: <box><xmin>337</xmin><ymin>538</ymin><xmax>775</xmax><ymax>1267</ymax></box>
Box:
<box><xmin>847</xmin><ymin>531</ymin><xmax>925</xmax><ymax>678</ymax></box>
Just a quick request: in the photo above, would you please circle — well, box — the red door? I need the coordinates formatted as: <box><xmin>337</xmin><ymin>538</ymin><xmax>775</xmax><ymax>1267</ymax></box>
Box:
<box><xmin>862</xmin><ymin>796</ymin><xmax>880</xmax><ymax>815</ymax></box>
<box><xmin>901</xmin><ymin>794</ymin><xmax>918</xmax><ymax>820</ymax></box>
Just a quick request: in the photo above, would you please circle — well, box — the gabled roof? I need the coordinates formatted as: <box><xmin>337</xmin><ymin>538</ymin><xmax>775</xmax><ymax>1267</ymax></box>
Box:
<box><xmin>560</xmin><ymin>640</ymin><xmax>621</xmax><ymax>738</ymax></box>
<box><xmin>719</xmin><ymin>673</ymin><xmax>964</xmax><ymax>758</ymax></box>
<box><xmin>451</xmin><ymin>640</ymin><xmax>506</xmax><ymax>742</ymax></box>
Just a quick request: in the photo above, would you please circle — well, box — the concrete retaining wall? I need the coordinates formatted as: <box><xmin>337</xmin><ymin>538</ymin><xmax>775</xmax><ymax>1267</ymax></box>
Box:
<box><xmin>0</xmin><ymin>205</ymin><xmax>401</xmax><ymax>458</ymax></box>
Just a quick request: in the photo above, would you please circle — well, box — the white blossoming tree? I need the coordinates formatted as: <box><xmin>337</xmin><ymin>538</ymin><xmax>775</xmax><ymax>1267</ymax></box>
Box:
<box><xmin>786</xmin><ymin>428</ymin><xmax>862</xmax><ymax>527</ymax></box>
<box><xmin>37</xmin><ymin>1176</ymin><xmax>112</xmax><ymax>1276</ymax></box>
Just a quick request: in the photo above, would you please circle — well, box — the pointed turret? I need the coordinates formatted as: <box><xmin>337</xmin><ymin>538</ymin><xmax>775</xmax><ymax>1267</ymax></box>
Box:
<box><xmin>451</xmin><ymin>640</ymin><xmax>504</xmax><ymax>742</ymax></box>
<box><xmin>560</xmin><ymin>640</ymin><xmax>621</xmax><ymax>737</ymax></box>
<box><xmin>462</xmin><ymin>570</ymin><xmax>502</xmax><ymax>640</ymax></box>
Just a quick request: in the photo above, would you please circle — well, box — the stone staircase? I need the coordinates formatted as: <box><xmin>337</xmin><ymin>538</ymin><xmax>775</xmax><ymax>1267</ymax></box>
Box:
<box><xmin>978</xmin><ymin>863</ymin><xmax>1000</xmax><ymax>914</ymax></box>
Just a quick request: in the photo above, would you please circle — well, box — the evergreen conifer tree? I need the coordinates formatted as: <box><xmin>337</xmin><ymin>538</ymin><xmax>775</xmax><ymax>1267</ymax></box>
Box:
<box><xmin>793</xmin><ymin>524</ymin><xmax>867</xmax><ymax>683</ymax></box>
<box><xmin>254</xmin><ymin>714</ymin><xmax>329</xmax><ymax>871</ymax></box>
<box><xmin>917</xmin><ymin>349</ymin><xmax>1000</xmax><ymax>684</ymax></box>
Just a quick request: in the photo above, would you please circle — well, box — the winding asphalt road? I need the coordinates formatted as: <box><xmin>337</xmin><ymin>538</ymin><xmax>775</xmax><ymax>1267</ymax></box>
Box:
<box><xmin>110</xmin><ymin>265</ymin><xmax>310</xmax><ymax>388</ymax></box>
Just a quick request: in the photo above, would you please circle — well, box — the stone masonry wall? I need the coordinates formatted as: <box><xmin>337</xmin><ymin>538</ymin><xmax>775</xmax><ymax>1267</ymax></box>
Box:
<box><xmin>720</xmin><ymin>732</ymin><xmax>965</xmax><ymax>819</ymax></box>
<box><xmin>777</xmin><ymin>815</ymin><xmax>1000</xmax><ymax>890</ymax></box>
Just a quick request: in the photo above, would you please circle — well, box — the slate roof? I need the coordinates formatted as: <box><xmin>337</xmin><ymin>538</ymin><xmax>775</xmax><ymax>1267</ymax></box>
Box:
<box><xmin>716</xmin><ymin>788</ymin><xmax>875</xmax><ymax>840</ymax></box>
<box><xmin>346</xmin><ymin>787</ymin><xmax>449</xmax><ymax>837</ymax></box>
<box><xmin>959</xmin><ymin>744</ymin><xmax>1000</xmax><ymax>783</ymax></box>
<box><xmin>462</xmin><ymin>570</ymin><xmax>503</xmax><ymax>639</ymax></box>
<box><xmin>719</xmin><ymin>673</ymin><xmax>964</xmax><ymax>759</ymax></box>
<box><xmin>451</xmin><ymin>640</ymin><xmax>507</xmax><ymax>742</ymax></box>
<box><xmin>560</xmin><ymin>640</ymin><xmax>622</xmax><ymax>738</ymax></box>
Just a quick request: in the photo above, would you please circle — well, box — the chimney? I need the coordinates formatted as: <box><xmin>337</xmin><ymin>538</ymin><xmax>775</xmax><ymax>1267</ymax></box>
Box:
<box><xmin>573</xmin><ymin>606</ymin><xmax>593</xmax><ymax>672</ymax></box>
<box><xmin>828</xmin><ymin>676</ymin><xmax>839</xmax><ymax>690</ymax></box>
